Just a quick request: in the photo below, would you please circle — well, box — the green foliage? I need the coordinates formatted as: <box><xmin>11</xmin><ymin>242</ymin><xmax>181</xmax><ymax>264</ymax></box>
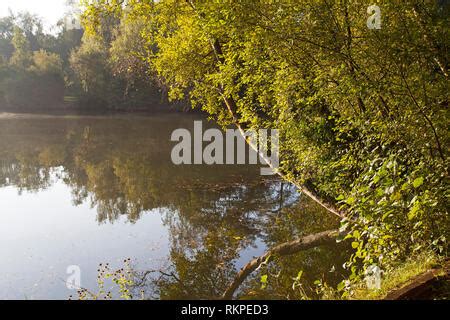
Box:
<box><xmin>1</xmin><ymin>45</ymin><xmax>65</xmax><ymax>110</ymax></box>
<box><xmin>260</xmin><ymin>274</ymin><xmax>268</xmax><ymax>289</ymax></box>
<box><xmin>0</xmin><ymin>7</ymin><xmax>166</xmax><ymax>112</ymax></box>
<box><xmin>29</xmin><ymin>49</ymin><xmax>63</xmax><ymax>76</ymax></box>
<box><xmin>0</xmin><ymin>13</ymin><xmax>76</xmax><ymax>110</ymax></box>
<box><xmin>10</xmin><ymin>26</ymin><xmax>32</xmax><ymax>68</ymax></box>
<box><xmin>109</xmin><ymin>16</ymin><xmax>162</xmax><ymax>106</ymax></box>
<box><xmin>0</xmin><ymin>16</ymin><xmax>15</xmax><ymax>61</ymax></box>
<box><xmin>81</xmin><ymin>0</ymin><xmax>449</xmax><ymax>294</ymax></box>
<box><xmin>70</xmin><ymin>35</ymin><xmax>110</xmax><ymax>97</ymax></box>
<box><xmin>350</xmin><ymin>250</ymin><xmax>443</xmax><ymax>299</ymax></box>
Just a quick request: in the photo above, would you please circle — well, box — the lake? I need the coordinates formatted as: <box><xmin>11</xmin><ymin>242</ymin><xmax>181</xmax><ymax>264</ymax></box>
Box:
<box><xmin>0</xmin><ymin>113</ymin><xmax>349</xmax><ymax>299</ymax></box>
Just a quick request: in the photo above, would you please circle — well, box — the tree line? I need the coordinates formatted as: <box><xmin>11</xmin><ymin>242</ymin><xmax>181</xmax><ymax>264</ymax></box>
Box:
<box><xmin>0</xmin><ymin>8</ymin><xmax>179</xmax><ymax>111</ymax></box>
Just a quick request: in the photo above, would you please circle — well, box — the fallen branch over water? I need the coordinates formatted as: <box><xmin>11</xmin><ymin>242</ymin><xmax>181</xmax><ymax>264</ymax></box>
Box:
<box><xmin>221</xmin><ymin>229</ymin><xmax>341</xmax><ymax>299</ymax></box>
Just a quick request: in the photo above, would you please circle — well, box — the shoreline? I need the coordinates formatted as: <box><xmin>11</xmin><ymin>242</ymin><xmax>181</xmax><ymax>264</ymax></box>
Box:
<box><xmin>0</xmin><ymin>109</ymin><xmax>202</xmax><ymax>120</ymax></box>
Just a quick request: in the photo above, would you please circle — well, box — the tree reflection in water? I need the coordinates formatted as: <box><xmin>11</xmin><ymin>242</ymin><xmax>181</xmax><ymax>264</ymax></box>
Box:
<box><xmin>0</xmin><ymin>115</ymin><xmax>350</xmax><ymax>299</ymax></box>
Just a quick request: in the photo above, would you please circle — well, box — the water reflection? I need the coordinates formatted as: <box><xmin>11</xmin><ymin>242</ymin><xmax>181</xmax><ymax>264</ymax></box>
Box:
<box><xmin>0</xmin><ymin>114</ymin><xmax>349</xmax><ymax>299</ymax></box>
<box><xmin>0</xmin><ymin>115</ymin><xmax>295</xmax><ymax>222</ymax></box>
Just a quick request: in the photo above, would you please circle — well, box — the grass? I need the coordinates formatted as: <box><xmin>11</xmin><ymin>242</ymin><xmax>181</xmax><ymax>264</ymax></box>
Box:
<box><xmin>350</xmin><ymin>251</ymin><xmax>445</xmax><ymax>300</ymax></box>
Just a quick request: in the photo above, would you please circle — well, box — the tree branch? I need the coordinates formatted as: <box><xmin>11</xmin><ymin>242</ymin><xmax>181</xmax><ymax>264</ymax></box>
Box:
<box><xmin>221</xmin><ymin>229</ymin><xmax>341</xmax><ymax>299</ymax></box>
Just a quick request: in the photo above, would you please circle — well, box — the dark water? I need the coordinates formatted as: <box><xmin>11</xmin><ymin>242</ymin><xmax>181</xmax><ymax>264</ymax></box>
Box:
<box><xmin>0</xmin><ymin>113</ymin><xmax>349</xmax><ymax>299</ymax></box>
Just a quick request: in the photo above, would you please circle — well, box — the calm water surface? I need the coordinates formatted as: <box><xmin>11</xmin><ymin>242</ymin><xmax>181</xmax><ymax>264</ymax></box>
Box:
<box><xmin>0</xmin><ymin>114</ymin><xmax>348</xmax><ymax>299</ymax></box>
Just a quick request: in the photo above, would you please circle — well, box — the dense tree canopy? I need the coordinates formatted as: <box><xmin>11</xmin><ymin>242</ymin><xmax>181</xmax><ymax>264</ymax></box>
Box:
<box><xmin>81</xmin><ymin>0</ymin><xmax>449</xmax><ymax>294</ymax></box>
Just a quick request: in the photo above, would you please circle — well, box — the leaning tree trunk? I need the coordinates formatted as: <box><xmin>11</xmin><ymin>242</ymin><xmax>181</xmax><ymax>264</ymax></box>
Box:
<box><xmin>185</xmin><ymin>1</ymin><xmax>345</xmax><ymax>218</ymax></box>
<box><xmin>213</xmin><ymin>40</ymin><xmax>344</xmax><ymax>218</ymax></box>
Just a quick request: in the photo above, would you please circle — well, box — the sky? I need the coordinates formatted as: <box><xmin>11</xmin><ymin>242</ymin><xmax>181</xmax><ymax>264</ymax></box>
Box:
<box><xmin>0</xmin><ymin>0</ymin><xmax>70</xmax><ymax>30</ymax></box>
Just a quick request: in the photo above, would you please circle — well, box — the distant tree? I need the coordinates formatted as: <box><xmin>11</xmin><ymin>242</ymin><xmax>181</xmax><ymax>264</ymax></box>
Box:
<box><xmin>29</xmin><ymin>49</ymin><xmax>63</xmax><ymax>76</ymax></box>
<box><xmin>109</xmin><ymin>17</ymin><xmax>162</xmax><ymax>106</ymax></box>
<box><xmin>10</xmin><ymin>27</ymin><xmax>32</xmax><ymax>68</ymax></box>
<box><xmin>69</xmin><ymin>35</ymin><xmax>112</xmax><ymax>106</ymax></box>
<box><xmin>13</xmin><ymin>12</ymin><xmax>44</xmax><ymax>52</ymax></box>
<box><xmin>0</xmin><ymin>16</ymin><xmax>15</xmax><ymax>61</ymax></box>
<box><xmin>0</xmin><ymin>12</ymin><xmax>75</xmax><ymax>111</ymax></box>
<box><xmin>2</xmin><ymin>48</ymin><xmax>64</xmax><ymax>110</ymax></box>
